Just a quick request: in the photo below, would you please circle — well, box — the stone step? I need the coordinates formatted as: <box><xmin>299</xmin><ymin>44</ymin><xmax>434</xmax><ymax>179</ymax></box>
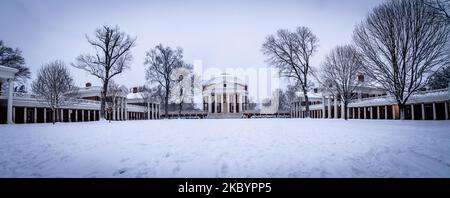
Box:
<box><xmin>206</xmin><ymin>113</ymin><xmax>244</xmax><ymax>119</ymax></box>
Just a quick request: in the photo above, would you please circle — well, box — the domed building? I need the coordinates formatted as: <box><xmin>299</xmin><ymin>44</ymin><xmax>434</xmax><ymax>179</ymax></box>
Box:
<box><xmin>202</xmin><ymin>73</ymin><xmax>249</xmax><ymax>115</ymax></box>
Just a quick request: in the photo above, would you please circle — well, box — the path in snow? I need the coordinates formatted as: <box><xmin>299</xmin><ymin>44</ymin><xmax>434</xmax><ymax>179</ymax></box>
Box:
<box><xmin>0</xmin><ymin>119</ymin><xmax>449</xmax><ymax>177</ymax></box>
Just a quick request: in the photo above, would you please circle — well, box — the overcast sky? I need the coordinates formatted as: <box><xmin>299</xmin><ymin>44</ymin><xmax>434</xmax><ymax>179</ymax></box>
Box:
<box><xmin>0</xmin><ymin>0</ymin><xmax>384</xmax><ymax>100</ymax></box>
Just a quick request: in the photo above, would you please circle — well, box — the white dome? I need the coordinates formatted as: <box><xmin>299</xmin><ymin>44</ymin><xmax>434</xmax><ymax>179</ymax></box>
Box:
<box><xmin>204</xmin><ymin>73</ymin><xmax>246</xmax><ymax>86</ymax></box>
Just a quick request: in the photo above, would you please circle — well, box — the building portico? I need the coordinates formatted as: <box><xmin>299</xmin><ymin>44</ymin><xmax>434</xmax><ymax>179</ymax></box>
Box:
<box><xmin>202</xmin><ymin>73</ymin><xmax>249</xmax><ymax>117</ymax></box>
<box><xmin>0</xmin><ymin>65</ymin><xmax>19</xmax><ymax>124</ymax></box>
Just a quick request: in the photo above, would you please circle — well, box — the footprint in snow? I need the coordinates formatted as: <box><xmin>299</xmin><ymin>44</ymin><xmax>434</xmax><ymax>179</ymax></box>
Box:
<box><xmin>113</xmin><ymin>168</ymin><xmax>128</xmax><ymax>176</ymax></box>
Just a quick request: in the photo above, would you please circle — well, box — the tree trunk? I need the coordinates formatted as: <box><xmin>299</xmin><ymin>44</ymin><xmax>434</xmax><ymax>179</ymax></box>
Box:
<box><xmin>52</xmin><ymin>108</ymin><xmax>56</xmax><ymax>125</ymax></box>
<box><xmin>100</xmin><ymin>80</ymin><xmax>109</xmax><ymax>121</ymax></box>
<box><xmin>399</xmin><ymin>103</ymin><xmax>406</xmax><ymax>120</ymax></box>
<box><xmin>164</xmin><ymin>87</ymin><xmax>170</xmax><ymax>118</ymax></box>
<box><xmin>178</xmin><ymin>102</ymin><xmax>183</xmax><ymax>118</ymax></box>
<box><xmin>303</xmin><ymin>90</ymin><xmax>310</xmax><ymax>118</ymax></box>
<box><xmin>344</xmin><ymin>102</ymin><xmax>348</xmax><ymax>120</ymax></box>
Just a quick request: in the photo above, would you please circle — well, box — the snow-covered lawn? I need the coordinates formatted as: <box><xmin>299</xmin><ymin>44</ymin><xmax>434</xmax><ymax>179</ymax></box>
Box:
<box><xmin>1</xmin><ymin>119</ymin><xmax>450</xmax><ymax>178</ymax></box>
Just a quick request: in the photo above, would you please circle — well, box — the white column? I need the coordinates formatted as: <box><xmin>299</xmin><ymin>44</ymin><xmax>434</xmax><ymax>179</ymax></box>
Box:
<box><xmin>147</xmin><ymin>102</ymin><xmax>150</xmax><ymax>120</ymax></box>
<box><xmin>60</xmin><ymin>109</ymin><xmax>63</xmax><ymax>122</ymax></box>
<box><xmin>239</xmin><ymin>94</ymin><xmax>243</xmax><ymax>113</ymax></box>
<box><xmin>377</xmin><ymin>106</ymin><xmax>380</xmax><ymax>120</ymax></box>
<box><xmin>295</xmin><ymin>103</ymin><xmax>298</xmax><ymax>118</ymax></box>
<box><xmin>341</xmin><ymin>100</ymin><xmax>345</xmax><ymax>119</ymax></box>
<box><xmin>34</xmin><ymin>107</ymin><xmax>37</xmax><ymax>123</ymax></box>
<box><xmin>327</xmin><ymin>97</ymin><xmax>331</xmax><ymax>118</ymax></box>
<box><xmin>75</xmin><ymin>109</ymin><xmax>78</xmax><ymax>122</ymax></box>
<box><xmin>81</xmin><ymin>110</ymin><xmax>85</xmax><ymax>121</ymax></box>
<box><xmin>125</xmin><ymin>100</ymin><xmax>128</xmax><ymax>120</ymax></box>
<box><xmin>220</xmin><ymin>94</ymin><xmax>224</xmax><ymax>114</ymax></box>
<box><xmin>411</xmin><ymin>104</ymin><xmax>415</xmax><ymax>120</ymax></box>
<box><xmin>299</xmin><ymin>98</ymin><xmax>303</xmax><ymax>118</ymax></box>
<box><xmin>364</xmin><ymin>107</ymin><xmax>367</xmax><ymax>119</ymax></box>
<box><xmin>43</xmin><ymin>108</ymin><xmax>47</xmax><ymax>123</ymax></box>
<box><xmin>384</xmin><ymin>105</ymin><xmax>388</xmax><ymax>120</ymax></box>
<box><xmin>321</xmin><ymin>97</ymin><xmax>326</xmax><ymax>118</ymax></box>
<box><xmin>112</xmin><ymin>99</ymin><xmax>116</xmax><ymax>121</ymax></box>
<box><xmin>214</xmin><ymin>94</ymin><xmax>218</xmax><ymax>114</ymax></box>
<box><xmin>88</xmin><ymin>110</ymin><xmax>91</xmax><ymax>121</ymax></box>
<box><xmin>121</xmin><ymin>98</ymin><xmax>124</xmax><ymax>120</ymax></box>
<box><xmin>422</xmin><ymin>103</ymin><xmax>426</xmax><ymax>120</ymax></box>
<box><xmin>24</xmin><ymin>107</ymin><xmax>27</xmax><ymax>123</ymax></box>
<box><xmin>370</xmin><ymin>107</ymin><xmax>373</xmax><ymax>119</ymax></box>
<box><xmin>334</xmin><ymin>96</ymin><xmax>338</xmax><ymax>119</ymax></box>
<box><xmin>208</xmin><ymin>95</ymin><xmax>212</xmax><ymax>113</ymax></box>
<box><xmin>68</xmin><ymin>109</ymin><xmax>71</xmax><ymax>122</ymax></box>
<box><xmin>243</xmin><ymin>95</ymin><xmax>246</xmax><ymax>111</ymax></box>
<box><xmin>352</xmin><ymin>107</ymin><xmax>355</xmax><ymax>119</ymax></box>
<box><xmin>6</xmin><ymin>79</ymin><xmax>14</xmax><ymax>124</ymax></box>
<box><xmin>392</xmin><ymin>105</ymin><xmax>396</xmax><ymax>120</ymax></box>
<box><xmin>94</xmin><ymin>110</ymin><xmax>96</xmax><ymax>121</ymax></box>
<box><xmin>432</xmin><ymin>103</ymin><xmax>437</xmax><ymax>120</ymax></box>
<box><xmin>445</xmin><ymin>101</ymin><xmax>449</xmax><ymax>120</ymax></box>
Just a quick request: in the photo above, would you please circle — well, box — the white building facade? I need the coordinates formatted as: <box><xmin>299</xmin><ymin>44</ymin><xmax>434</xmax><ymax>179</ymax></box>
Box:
<box><xmin>291</xmin><ymin>87</ymin><xmax>450</xmax><ymax>120</ymax></box>
<box><xmin>0</xmin><ymin>66</ymin><xmax>160</xmax><ymax>124</ymax></box>
<box><xmin>202</xmin><ymin>73</ymin><xmax>249</xmax><ymax>116</ymax></box>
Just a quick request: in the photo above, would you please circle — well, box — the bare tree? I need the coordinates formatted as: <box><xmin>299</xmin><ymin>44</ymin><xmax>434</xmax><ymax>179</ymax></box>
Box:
<box><xmin>31</xmin><ymin>60</ymin><xmax>77</xmax><ymax>124</ymax></box>
<box><xmin>319</xmin><ymin>45</ymin><xmax>364</xmax><ymax>120</ymax></box>
<box><xmin>425</xmin><ymin>0</ymin><xmax>450</xmax><ymax>22</ymax></box>
<box><xmin>354</xmin><ymin>0</ymin><xmax>450</xmax><ymax>120</ymax></box>
<box><xmin>72</xmin><ymin>25</ymin><xmax>136</xmax><ymax>121</ymax></box>
<box><xmin>262</xmin><ymin>26</ymin><xmax>319</xmax><ymax>118</ymax></box>
<box><xmin>427</xmin><ymin>65</ymin><xmax>450</xmax><ymax>89</ymax></box>
<box><xmin>144</xmin><ymin>44</ymin><xmax>185</xmax><ymax>118</ymax></box>
<box><xmin>0</xmin><ymin>40</ymin><xmax>30</xmax><ymax>89</ymax></box>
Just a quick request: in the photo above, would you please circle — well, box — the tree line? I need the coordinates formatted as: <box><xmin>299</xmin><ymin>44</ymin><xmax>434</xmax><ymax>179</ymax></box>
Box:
<box><xmin>1</xmin><ymin>25</ymin><xmax>196</xmax><ymax>122</ymax></box>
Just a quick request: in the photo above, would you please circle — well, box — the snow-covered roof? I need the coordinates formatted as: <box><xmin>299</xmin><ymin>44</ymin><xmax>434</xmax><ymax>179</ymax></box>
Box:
<box><xmin>127</xmin><ymin>92</ymin><xmax>143</xmax><ymax>100</ymax></box>
<box><xmin>349</xmin><ymin>89</ymin><xmax>449</xmax><ymax>107</ymax></box>
<box><xmin>204</xmin><ymin>73</ymin><xmax>246</xmax><ymax>86</ymax></box>
<box><xmin>77</xmin><ymin>85</ymin><xmax>128</xmax><ymax>98</ymax></box>
<box><xmin>0</xmin><ymin>65</ymin><xmax>19</xmax><ymax>80</ymax></box>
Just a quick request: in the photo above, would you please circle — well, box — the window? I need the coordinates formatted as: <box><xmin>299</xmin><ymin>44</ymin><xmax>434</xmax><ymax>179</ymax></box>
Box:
<box><xmin>224</xmin><ymin>84</ymin><xmax>227</xmax><ymax>87</ymax></box>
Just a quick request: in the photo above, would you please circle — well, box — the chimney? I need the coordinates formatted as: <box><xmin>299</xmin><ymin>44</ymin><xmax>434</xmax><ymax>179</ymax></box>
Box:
<box><xmin>358</xmin><ymin>75</ymin><xmax>365</xmax><ymax>82</ymax></box>
<box><xmin>133</xmin><ymin>87</ymin><xmax>138</xmax><ymax>93</ymax></box>
<box><xmin>85</xmin><ymin>82</ymin><xmax>92</xmax><ymax>87</ymax></box>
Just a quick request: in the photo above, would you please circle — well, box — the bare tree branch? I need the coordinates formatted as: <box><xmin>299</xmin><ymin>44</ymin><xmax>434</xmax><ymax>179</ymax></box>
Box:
<box><xmin>32</xmin><ymin>60</ymin><xmax>78</xmax><ymax>124</ymax></box>
<box><xmin>72</xmin><ymin>25</ymin><xmax>136</xmax><ymax>120</ymax></box>
<box><xmin>354</xmin><ymin>0</ymin><xmax>450</xmax><ymax>120</ymax></box>
<box><xmin>262</xmin><ymin>26</ymin><xmax>319</xmax><ymax>118</ymax></box>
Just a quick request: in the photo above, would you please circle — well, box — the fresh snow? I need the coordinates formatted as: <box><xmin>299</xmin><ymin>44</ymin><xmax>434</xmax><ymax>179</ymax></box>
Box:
<box><xmin>0</xmin><ymin>119</ymin><xmax>450</xmax><ymax>178</ymax></box>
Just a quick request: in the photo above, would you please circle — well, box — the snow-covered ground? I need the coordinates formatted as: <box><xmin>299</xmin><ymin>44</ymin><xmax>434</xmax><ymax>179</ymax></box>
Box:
<box><xmin>1</xmin><ymin>119</ymin><xmax>450</xmax><ymax>178</ymax></box>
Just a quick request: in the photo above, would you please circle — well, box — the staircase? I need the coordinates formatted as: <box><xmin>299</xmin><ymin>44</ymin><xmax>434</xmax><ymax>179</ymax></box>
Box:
<box><xmin>206</xmin><ymin>113</ymin><xmax>243</xmax><ymax>119</ymax></box>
